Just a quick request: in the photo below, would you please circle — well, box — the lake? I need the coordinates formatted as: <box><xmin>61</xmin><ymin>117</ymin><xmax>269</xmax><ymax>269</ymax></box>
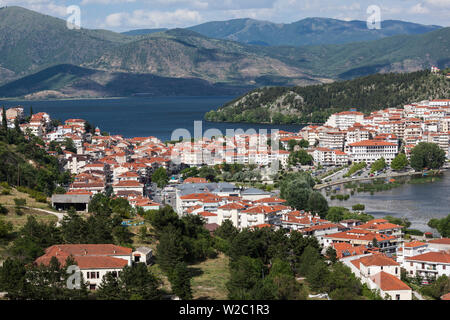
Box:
<box><xmin>324</xmin><ymin>173</ymin><xmax>450</xmax><ymax>233</ymax></box>
<box><xmin>1</xmin><ymin>96</ymin><xmax>305</xmax><ymax>141</ymax></box>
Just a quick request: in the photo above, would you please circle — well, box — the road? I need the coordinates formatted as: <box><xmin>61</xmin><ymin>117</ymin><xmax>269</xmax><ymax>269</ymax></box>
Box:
<box><xmin>27</xmin><ymin>207</ymin><xmax>66</xmax><ymax>226</ymax></box>
<box><xmin>314</xmin><ymin>169</ymin><xmax>420</xmax><ymax>190</ymax></box>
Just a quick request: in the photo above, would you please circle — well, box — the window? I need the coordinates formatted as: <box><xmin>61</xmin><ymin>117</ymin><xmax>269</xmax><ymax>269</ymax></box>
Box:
<box><xmin>396</xmin><ymin>294</ymin><xmax>400</xmax><ymax>300</ymax></box>
<box><xmin>90</xmin><ymin>272</ymin><xmax>96</xmax><ymax>279</ymax></box>
<box><xmin>395</xmin><ymin>268</ymin><xmax>398</xmax><ymax>274</ymax></box>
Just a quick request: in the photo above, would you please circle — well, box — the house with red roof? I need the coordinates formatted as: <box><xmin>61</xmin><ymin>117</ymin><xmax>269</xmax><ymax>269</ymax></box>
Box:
<box><xmin>323</xmin><ymin>228</ymin><xmax>398</xmax><ymax>254</ymax></box>
<box><xmin>404</xmin><ymin>251</ymin><xmax>450</xmax><ymax>279</ymax></box>
<box><xmin>35</xmin><ymin>244</ymin><xmax>132</xmax><ymax>290</ymax></box>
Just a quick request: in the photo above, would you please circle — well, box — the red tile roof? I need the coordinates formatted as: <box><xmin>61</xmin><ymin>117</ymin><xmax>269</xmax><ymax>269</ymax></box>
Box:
<box><xmin>370</xmin><ymin>272</ymin><xmax>411</xmax><ymax>291</ymax></box>
<box><xmin>35</xmin><ymin>244</ymin><xmax>131</xmax><ymax>269</ymax></box>
<box><xmin>349</xmin><ymin>140</ymin><xmax>397</xmax><ymax>147</ymax></box>
<box><xmin>427</xmin><ymin>238</ymin><xmax>450</xmax><ymax>245</ymax></box>
<box><xmin>406</xmin><ymin>251</ymin><xmax>450</xmax><ymax>264</ymax></box>
<box><xmin>359</xmin><ymin>254</ymin><xmax>399</xmax><ymax>267</ymax></box>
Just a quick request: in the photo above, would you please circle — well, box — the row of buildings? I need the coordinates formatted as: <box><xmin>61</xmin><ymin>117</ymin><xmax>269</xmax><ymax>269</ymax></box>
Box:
<box><xmin>293</xmin><ymin>99</ymin><xmax>450</xmax><ymax>166</ymax></box>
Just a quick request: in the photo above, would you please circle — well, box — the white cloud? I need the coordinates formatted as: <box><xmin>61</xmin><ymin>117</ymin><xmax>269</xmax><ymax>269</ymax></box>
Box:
<box><xmin>104</xmin><ymin>9</ymin><xmax>203</xmax><ymax>28</ymax></box>
<box><xmin>425</xmin><ymin>0</ymin><xmax>450</xmax><ymax>8</ymax></box>
<box><xmin>409</xmin><ymin>3</ymin><xmax>431</xmax><ymax>14</ymax></box>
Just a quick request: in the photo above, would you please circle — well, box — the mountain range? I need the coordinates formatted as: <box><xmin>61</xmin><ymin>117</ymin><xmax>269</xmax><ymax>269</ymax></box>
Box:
<box><xmin>0</xmin><ymin>6</ymin><xmax>449</xmax><ymax>99</ymax></box>
<box><xmin>123</xmin><ymin>18</ymin><xmax>442</xmax><ymax>47</ymax></box>
<box><xmin>185</xmin><ymin>18</ymin><xmax>442</xmax><ymax>46</ymax></box>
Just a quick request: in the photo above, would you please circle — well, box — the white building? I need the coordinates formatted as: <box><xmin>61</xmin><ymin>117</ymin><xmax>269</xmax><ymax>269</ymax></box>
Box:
<box><xmin>325</xmin><ymin>111</ymin><xmax>364</xmax><ymax>130</ymax></box>
<box><xmin>348</xmin><ymin>140</ymin><xmax>398</xmax><ymax>165</ymax></box>
<box><xmin>35</xmin><ymin>244</ymin><xmax>132</xmax><ymax>291</ymax></box>
<box><xmin>404</xmin><ymin>251</ymin><xmax>450</xmax><ymax>279</ymax></box>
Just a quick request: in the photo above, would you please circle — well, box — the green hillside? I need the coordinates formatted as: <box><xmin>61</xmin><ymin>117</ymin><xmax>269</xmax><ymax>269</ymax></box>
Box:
<box><xmin>0</xmin><ymin>6</ymin><xmax>449</xmax><ymax>96</ymax></box>
<box><xmin>205</xmin><ymin>70</ymin><xmax>450</xmax><ymax>124</ymax></box>
<box><xmin>265</xmin><ymin>27</ymin><xmax>450</xmax><ymax>79</ymax></box>
<box><xmin>188</xmin><ymin>17</ymin><xmax>441</xmax><ymax>46</ymax></box>
<box><xmin>0</xmin><ymin>64</ymin><xmax>252</xmax><ymax>99</ymax></box>
<box><xmin>0</xmin><ymin>6</ymin><xmax>133</xmax><ymax>82</ymax></box>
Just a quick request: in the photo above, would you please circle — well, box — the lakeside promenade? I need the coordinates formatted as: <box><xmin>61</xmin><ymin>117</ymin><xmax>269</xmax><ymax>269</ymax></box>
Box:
<box><xmin>314</xmin><ymin>168</ymin><xmax>448</xmax><ymax>190</ymax></box>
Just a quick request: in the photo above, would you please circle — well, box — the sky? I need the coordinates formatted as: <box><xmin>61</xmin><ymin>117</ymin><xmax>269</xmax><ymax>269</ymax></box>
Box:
<box><xmin>2</xmin><ymin>0</ymin><xmax>449</xmax><ymax>32</ymax></box>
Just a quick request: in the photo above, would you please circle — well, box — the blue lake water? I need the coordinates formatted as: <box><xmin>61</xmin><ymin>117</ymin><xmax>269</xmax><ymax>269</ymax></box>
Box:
<box><xmin>325</xmin><ymin>173</ymin><xmax>450</xmax><ymax>232</ymax></box>
<box><xmin>1</xmin><ymin>96</ymin><xmax>305</xmax><ymax>141</ymax></box>
<box><xmin>2</xmin><ymin>96</ymin><xmax>448</xmax><ymax>231</ymax></box>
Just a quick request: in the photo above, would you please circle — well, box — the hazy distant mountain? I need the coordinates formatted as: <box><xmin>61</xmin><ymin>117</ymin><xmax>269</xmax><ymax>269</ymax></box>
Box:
<box><xmin>0</xmin><ymin>64</ymin><xmax>253</xmax><ymax>99</ymax></box>
<box><xmin>0</xmin><ymin>6</ymin><xmax>448</xmax><ymax>98</ymax></box>
<box><xmin>0</xmin><ymin>6</ymin><xmax>134</xmax><ymax>82</ymax></box>
<box><xmin>187</xmin><ymin>17</ymin><xmax>442</xmax><ymax>46</ymax></box>
<box><xmin>87</xmin><ymin>28</ymin><xmax>323</xmax><ymax>86</ymax></box>
<box><xmin>264</xmin><ymin>27</ymin><xmax>450</xmax><ymax>79</ymax></box>
<box><xmin>122</xmin><ymin>28</ymin><xmax>168</xmax><ymax>36</ymax></box>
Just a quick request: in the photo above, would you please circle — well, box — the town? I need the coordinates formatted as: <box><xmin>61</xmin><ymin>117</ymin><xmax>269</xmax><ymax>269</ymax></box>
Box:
<box><xmin>0</xmin><ymin>96</ymin><xmax>449</xmax><ymax>301</ymax></box>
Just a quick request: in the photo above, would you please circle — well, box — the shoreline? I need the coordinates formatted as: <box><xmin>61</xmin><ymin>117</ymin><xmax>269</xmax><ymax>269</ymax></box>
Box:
<box><xmin>314</xmin><ymin>169</ymin><xmax>447</xmax><ymax>190</ymax></box>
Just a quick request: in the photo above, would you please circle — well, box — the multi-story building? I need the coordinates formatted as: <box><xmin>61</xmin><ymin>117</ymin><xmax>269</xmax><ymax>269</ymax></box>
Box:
<box><xmin>348</xmin><ymin>140</ymin><xmax>398</xmax><ymax>165</ymax></box>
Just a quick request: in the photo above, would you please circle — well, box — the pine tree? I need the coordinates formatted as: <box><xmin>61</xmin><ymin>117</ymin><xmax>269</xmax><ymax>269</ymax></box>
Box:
<box><xmin>1</xmin><ymin>107</ymin><xmax>7</xmax><ymax>135</ymax></box>
<box><xmin>96</xmin><ymin>272</ymin><xmax>122</xmax><ymax>300</ymax></box>
<box><xmin>156</xmin><ymin>225</ymin><xmax>184</xmax><ymax>275</ymax></box>
<box><xmin>169</xmin><ymin>262</ymin><xmax>192</xmax><ymax>299</ymax></box>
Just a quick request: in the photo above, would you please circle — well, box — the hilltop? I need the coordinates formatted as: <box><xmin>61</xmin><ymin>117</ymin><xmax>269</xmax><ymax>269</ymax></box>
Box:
<box><xmin>0</xmin><ymin>64</ymin><xmax>253</xmax><ymax>99</ymax></box>
<box><xmin>205</xmin><ymin>70</ymin><xmax>450</xmax><ymax>124</ymax></box>
<box><xmin>0</xmin><ymin>6</ymin><xmax>449</xmax><ymax>98</ymax></box>
<box><xmin>187</xmin><ymin>17</ymin><xmax>442</xmax><ymax>46</ymax></box>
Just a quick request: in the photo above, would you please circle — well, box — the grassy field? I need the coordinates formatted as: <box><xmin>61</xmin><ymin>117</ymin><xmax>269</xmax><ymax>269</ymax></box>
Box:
<box><xmin>190</xmin><ymin>253</ymin><xmax>230</xmax><ymax>300</ymax></box>
<box><xmin>0</xmin><ymin>186</ymin><xmax>52</xmax><ymax>211</ymax></box>
<box><xmin>0</xmin><ymin>186</ymin><xmax>58</xmax><ymax>262</ymax></box>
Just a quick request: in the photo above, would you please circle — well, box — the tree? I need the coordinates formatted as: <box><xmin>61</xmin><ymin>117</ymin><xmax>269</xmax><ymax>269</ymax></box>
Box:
<box><xmin>1</xmin><ymin>107</ymin><xmax>7</xmax><ymax>136</ymax></box>
<box><xmin>97</xmin><ymin>264</ymin><xmax>161</xmax><ymax>300</ymax></box>
<box><xmin>391</xmin><ymin>153</ymin><xmax>408</xmax><ymax>171</ymax></box>
<box><xmin>0</xmin><ymin>258</ymin><xmax>30</xmax><ymax>299</ymax></box>
<box><xmin>156</xmin><ymin>225</ymin><xmax>185</xmax><ymax>275</ymax></box>
<box><xmin>60</xmin><ymin>211</ymin><xmax>88</xmax><ymax>243</ymax></box>
<box><xmin>288</xmin><ymin>149</ymin><xmax>313</xmax><ymax>166</ymax></box>
<box><xmin>88</xmin><ymin>193</ymin><xmax>112</xmax><ymax>215</ymax></box>
<box><xmin>227</xmin><ymin>256</ymin><xmax>265</xmax><ymax>300</ymax></box>
<box><xmin>152</xmin><ymin>167</ymin><xmax>169</xmax><ymax>189</ymax></box>
<box><xmin>370</xmin><ymin>157</ymin><xmax>387</xmax><ymax>173</ymax></box>
<box><xmin>120</xmin><ymin>263</ymin><xmax>162</xmax><ymax>300</ymax></box>
<box><xmin>138</xmin><ymin>226</ymin><xmax>149</xmax><ymax>243</ymax></box>
<box><xmin>307</xmin><ymin>191</ymin><xmax>329</xmax><ymax>218</ymax></box>
<box><xmin>427</xmin><ymin>215</ymin><xmax>450</xmax><ymax>237</ymax></box>
<box><xmin>420</xmin><ymin>275</ymin><xmax>450</xmax><ymax>300</ymax></box>
<box><xmin>410</xmin><ymin>142</ymin><xmax>445</xmax><ymax>171</ymax></box>
<box><xmin>63</xmin><ymin>138</ymin><xmax>77</xmax><ymax>153</ymax></box>
<box><xmin>326</xmin><ymin>247</ymin><xmax>337</xmax><ymax>264</ymax></box>
<box><xmin>145</xmin><ymin>206</ymin><xmax>181</xmax><ymax>235</ymax></box>
<box><xmin>0</xmin><ymin>204</ymin><xmax>8</xmax><ymax>215</ymax></box>
<box><xmin>169</xmin><ymin>262</ymin><xmax>192</xmax><ymax>299</ymax></box>
<box><xmin>198</xmin><ymin>166</ymin><xmax>217</xmax><ymax>182</ymax></box>
<box><xmin>352</xmin><ymin>204</ymin><xmax>365</xmax><ymax>211</ymax></box>
<box><xmin>213</xmin><ymin>219</ymin><xmax>238</xmax><ymax>242</ymax></box>
<box><xmin>0</xmin><ymin>218</ymin><xmax>13</xmax><ymax>239</ymax></box>
<box><xmin>296</xmin><ymin>244</ymin><xmax>322</xmax><ymax>276</ymax></box>
<box><xmin>282</xmin><ymin>181</ymin><xmax>312</xmax><ymax>210</ymax></box>
<box><xmin>96</xmin><ymin>272</ymin><xmax>122</xmax><ymax>300</ymax></box>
